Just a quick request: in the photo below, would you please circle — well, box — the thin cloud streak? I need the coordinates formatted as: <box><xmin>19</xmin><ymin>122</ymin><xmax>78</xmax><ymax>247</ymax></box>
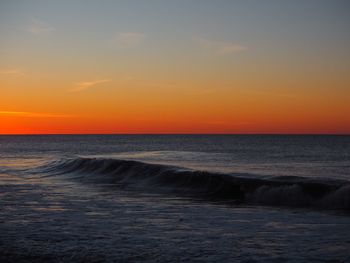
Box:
<box><xmin>116</xmin><ymin>32</ymin><xmax>146</xmax><ymax>47</ymax></box>
<box><xmin>26</xmin><ymin>19</ymin><xmax>54</xmax><ymax>34</ymax></box>
<box><xmin>186</xmin><ymin>89</ymin><xmax>216</xmax><ymax>95</ymax></box>
<box><xmin>195</xmin><ymin>37</ymin><xmax>247</xmax><ymax>55</ymax></box>
<box><xmin>0</xmin><ymin>69</ymin><xmax>24</xmax><ymax>76</ymax></box>
<box><xmin>0</xmin><ymin>111</ymin><xmax>75</xmax><ymax>118</ymax></box>
<box><xmin>116</xmin><ymin>75</ymin><xmax>177</xmax><ymax>89</ymax></box>
<box><xmin>71</xmin><ymin>79</ymin><xmax>111</xmax><ymax>92</ymax></box>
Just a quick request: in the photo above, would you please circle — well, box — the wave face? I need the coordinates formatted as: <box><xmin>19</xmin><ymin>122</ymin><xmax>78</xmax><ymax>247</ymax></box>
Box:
<box><xmin>35</xmin><ymin>157</ymin><xmax>350</xmax><ymax>210</ymax></box>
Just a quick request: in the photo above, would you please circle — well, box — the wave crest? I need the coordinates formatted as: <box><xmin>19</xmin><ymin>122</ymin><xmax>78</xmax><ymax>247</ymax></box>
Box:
<box><xmin>34</xmin><ymin>157</ymin><xmax>350</xmax><ymax>210</ymax></box>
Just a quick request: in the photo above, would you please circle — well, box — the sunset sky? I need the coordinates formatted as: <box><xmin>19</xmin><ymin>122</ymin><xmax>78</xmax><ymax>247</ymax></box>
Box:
<box><xmin>1</xmin><ymin>0</ymin><xmax>349</xmax><ymax>134</ymax></box>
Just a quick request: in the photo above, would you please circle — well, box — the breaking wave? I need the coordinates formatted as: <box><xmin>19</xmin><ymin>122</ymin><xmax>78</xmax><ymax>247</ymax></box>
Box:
<box><xmin>33</xmin><ymin>157</ymin><xmax>350</xmax><ymax>210</ymax></box>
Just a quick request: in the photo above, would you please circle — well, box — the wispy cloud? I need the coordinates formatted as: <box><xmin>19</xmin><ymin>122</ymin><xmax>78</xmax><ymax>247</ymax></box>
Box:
<box><xmin>186</xmin><ymin>89</ymin><xmax>216</xmax><ymax>95</ymax></box>
<box><xmin>195</xmin><ymin>37</ymin><xmax>247</xmax><ymax>55</ymax></box>
<box><xmin>116</xmin><ymin>75</ymin><xmax>177</xmax><ymax>89</ymax></box>
<box><xmin>26</xmin><ymin>19</ymin><xmax>54</xmax><ymax>34</ymax></box>
<box><xmin>116</xmin><ymin>32</ymin><xmax>146</xmax><ymax>47</ymax></box>
<box><xmin>0</xmin><ymin>111</ymin><xmax>74</xmax><ymax>118</ymax></box>
<box><xmin>138</xmin><ymin>82</ymin><xmax>177</xmax><ymax>89</ymax></box>
<box><xmin>0</xmin><ymin>69</ymin><xmax>24</xmax><ymax>76</ymax></box>
<box><xmin>71</xmin><ymin>79</ymin><xmax>111</xmax><ymax>92</ymax></box>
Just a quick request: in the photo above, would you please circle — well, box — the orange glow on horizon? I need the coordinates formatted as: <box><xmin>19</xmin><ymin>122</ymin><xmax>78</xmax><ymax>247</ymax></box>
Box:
<box><xmin>1</xmin><ymin>109</ymin><xmax>349</xmax><ymax>135</ymax></box>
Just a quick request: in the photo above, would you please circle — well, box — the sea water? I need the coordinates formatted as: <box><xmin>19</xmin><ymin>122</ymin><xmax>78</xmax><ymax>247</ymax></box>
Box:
<box><xmin>0</xmin><ymin>135</ymin><xmax>349</xmax><ymax>262</ymax></box>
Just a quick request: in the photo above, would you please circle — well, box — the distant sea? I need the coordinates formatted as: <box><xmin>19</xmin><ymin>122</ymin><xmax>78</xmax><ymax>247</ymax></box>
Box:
<box><xmin>1</xmin><ymin>135</ymin><xmax>349</xmax><ymax>262</ymax></box>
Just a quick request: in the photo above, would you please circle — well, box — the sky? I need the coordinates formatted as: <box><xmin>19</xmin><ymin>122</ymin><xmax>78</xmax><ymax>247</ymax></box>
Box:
<box><xmin>1</xmin><ymin>0</ymin><xmax>350</xmax><ymax>134</ymax></box>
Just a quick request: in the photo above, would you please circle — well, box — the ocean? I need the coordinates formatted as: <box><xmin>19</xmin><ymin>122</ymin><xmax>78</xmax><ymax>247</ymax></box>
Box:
<box><xmin>0</xmin><ymin>135</ymin><xmax>349</xmax><ymax>262</ymax></box>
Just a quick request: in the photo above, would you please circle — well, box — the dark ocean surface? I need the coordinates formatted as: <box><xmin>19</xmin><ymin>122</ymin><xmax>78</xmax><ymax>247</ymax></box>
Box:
<box><xmin>1</xmin><ymin>135</ymin><xmax>349</xmax><ymax>262</ymax></box>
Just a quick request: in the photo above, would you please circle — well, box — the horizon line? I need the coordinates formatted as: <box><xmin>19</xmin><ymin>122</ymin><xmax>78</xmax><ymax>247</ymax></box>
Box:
<box><xmin>0</xmin><ymin>133</ymin><xmax>349</xmax><ymax>136</ymax></box>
